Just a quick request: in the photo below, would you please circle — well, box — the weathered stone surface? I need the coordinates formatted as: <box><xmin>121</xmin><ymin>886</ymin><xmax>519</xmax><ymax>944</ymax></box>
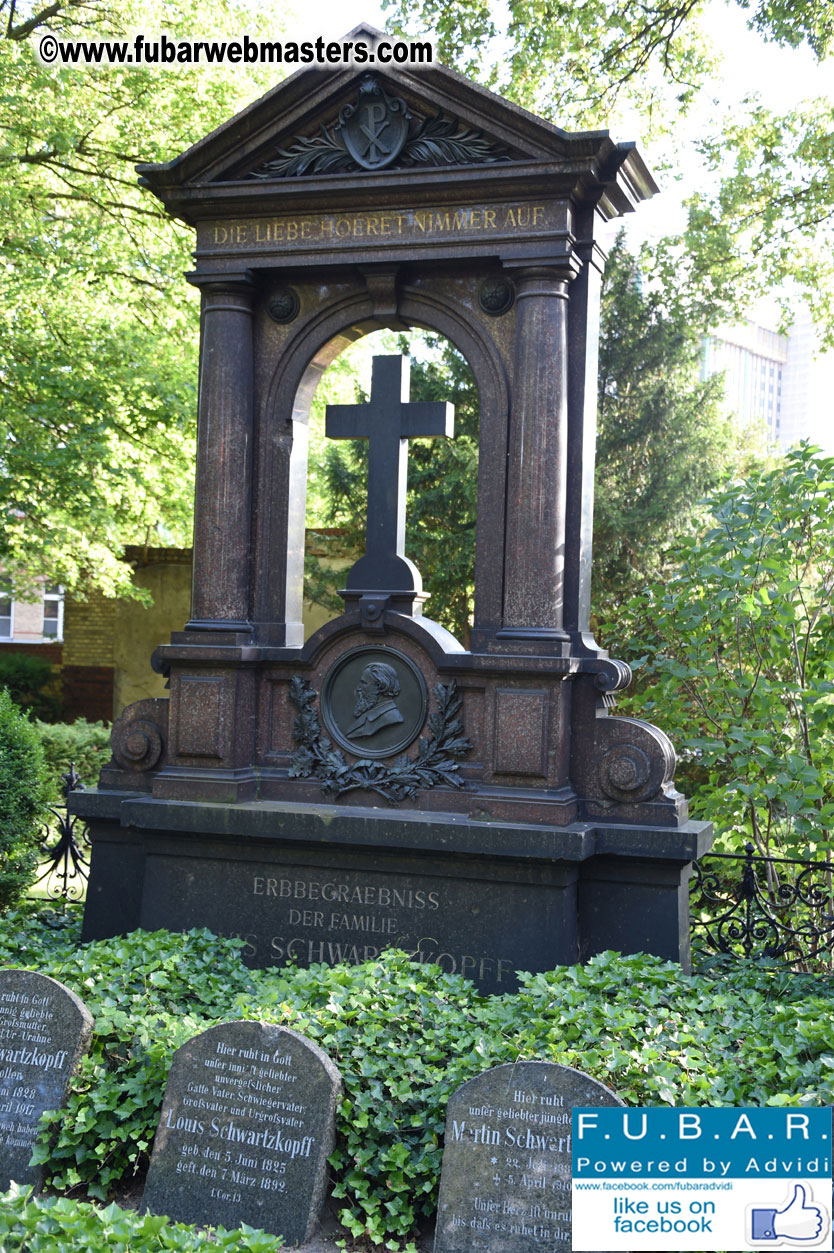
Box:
<box><xmin>143</xmin><ymin>1021</ymin><xmax>341</xmax><ymax>1245</ymax></box>
<box><xmin>78</xmin><ymin>42</ymin><xmax>713</xmax><ymax>978</ymax></box>
<box><xmin>0</xmin><ymin>969</ymin><xmax>93</xmax><ymax>1190</ymax></box>
<box><xmin>434</xmin><ymin>1061</ymin><xmax>623</xmax><ymax>1253</ymax></box>
<box><xmin>77</xmin><ymin>790</ymin><xmax>713</xmax><ymax>989</ymax></box>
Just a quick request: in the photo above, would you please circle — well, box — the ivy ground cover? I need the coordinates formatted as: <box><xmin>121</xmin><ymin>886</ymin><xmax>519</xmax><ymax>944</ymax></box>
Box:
<box><xmin>1</xmin><ymin>907</ymin><xmax>833</xmax><ymax>1250</ymax></box>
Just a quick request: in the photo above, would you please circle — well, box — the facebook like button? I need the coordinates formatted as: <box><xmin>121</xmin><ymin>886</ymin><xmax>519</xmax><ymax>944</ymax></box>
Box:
<box><xmin>571</xmin><ymin>1107</ymin><xmax>833</xmax><ymax>1251</ymax></box>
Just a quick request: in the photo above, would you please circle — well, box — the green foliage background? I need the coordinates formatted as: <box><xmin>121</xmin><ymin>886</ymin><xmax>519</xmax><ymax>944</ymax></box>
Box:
<box><xmin>0</xmin><ymin>1185</ymin><xmax>282</xmax><ymax>1253</ymax></box>
<box><xmin>0</xmin><ymin>692</ymin><xmax>51</xmax><ymax>909</ymax></box>
<box><xmin>33</xmin><ymin>718</ymin><xmax>111</xmax><ymax>800</ymax></box>
<box><xmin>0</xmin><ymin>654</ymin><xmax>63</xmax><ymax>721</ymax></box>
<box><xmin>592</xmin><ymin>235</ymin><xmax>732</xmax><ymax>608</ymax></box>
<box><xmin>0</xmin><ymin>0</ymin><xmax>281</xmax><ymax>599</ymax></box>
<box><xmin>616</xmin><ymin>443</ymin><xmax>834</xmax><ymax>859</ymax></box>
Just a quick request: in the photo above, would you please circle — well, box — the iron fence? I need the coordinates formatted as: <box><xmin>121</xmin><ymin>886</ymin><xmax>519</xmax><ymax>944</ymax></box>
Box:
<box><xmin>690</xmin><ymin>843</ymin><xmax>834</xmax><ymax>967</ymax></box>
<box><xmin>28</xmin><ymin>774</ymin><xmax>834</xmax><ymax>969</ymax></box>
<box><xmin>30</xmin><ymin>764</ymin><xmax>91</xmax><ymax>923</ymax></box>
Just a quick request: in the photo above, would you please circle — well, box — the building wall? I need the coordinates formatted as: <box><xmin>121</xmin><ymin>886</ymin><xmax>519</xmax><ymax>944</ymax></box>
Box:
<box><xmin>61</xmin><ymin>588</ymin><xmax>117</xmax><ymax>722</ymax></box>
<box><xmin>55</xmin><ymin>549</ymin><xmax>189</xmax><ymax>722</ymax></box>
<box><xmin>11</xmin><ymin>599</ymin><xmax>48</xmax><ymax>641</ymax></box>
<box><xmin>780</xmin><ymin>306</ymin><xmax>834</xmax><ymax>452</ymax></box>
<box><xmin>53</xmin><ymin>538</ymin><xmax>351</xmax><ymax>723</ymax></box>
<box><xmin>702</xmin><ymin>320</ymin><xmax>788</xmax><ymax>440</ymax></box>
<box><xmin>0</xmin><ymin>642</ymin><xmax>62</xmax><ymax>663</ymax></box>
<box><xmin>112</xmin><ymin>549</ymin><xmax>192</xmax><ymax>713</ymax></box>
<box><xmin>0</xmin><ymin>581</ymin><xmax>63</xmax><ymax>644</ymax></box>
<box><xmin>0</xmin><ymin>579</ymin><xmax>67</xmax><ymax>713</ymax></box>
<box><xmin>62</xmin><ymin>591</ymin><xmax>117</xmax><ymax>668</ymax></box>
<box><xmin>704</xmin><ymin>308</ymin><xmax>834</xmax><ymax>454</ymax></box>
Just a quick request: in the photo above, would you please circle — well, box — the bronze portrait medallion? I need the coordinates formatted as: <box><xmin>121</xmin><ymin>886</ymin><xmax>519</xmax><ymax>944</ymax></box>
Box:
<box><xmin>321</xmin><ymin>647</ymin><xmax>428</xmax><ymax>759</ymax></box>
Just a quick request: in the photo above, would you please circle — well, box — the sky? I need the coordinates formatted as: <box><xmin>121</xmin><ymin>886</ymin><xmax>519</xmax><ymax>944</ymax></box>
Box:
<box><xmin>625</xmin><ymin>0</ymin><xmax>834</xmax><ymax>238</ymax></box>
<box><xmin>287</xmin><ymin>0</ymin><xmax>387</xmax><ymax>42</ymax></box>
<box><xmin>284</xmin><ymin>0</ymin><xmax>834</xmax><ymax>112</ymax></box>
<box><xmin>282</xmin><ymin>0</ymin><xmax>832</xmax><ymax>241</ymax></box>
<box><xmin>279</xmin><ymin>0</ymin><xmax>834</xmax><ymax>442</ymax></box>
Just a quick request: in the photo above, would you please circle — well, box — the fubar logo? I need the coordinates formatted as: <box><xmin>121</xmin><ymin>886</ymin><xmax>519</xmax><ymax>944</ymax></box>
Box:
<box><xmin>572</xmin><ymin>1107</ymin><xmax>833</xmax><ymax>1251</ymax></box>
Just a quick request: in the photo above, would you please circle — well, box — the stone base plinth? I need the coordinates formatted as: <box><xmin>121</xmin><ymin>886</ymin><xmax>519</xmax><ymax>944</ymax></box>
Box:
<box><xmin>74</xmin><ymin>792</ymin><xmax>712</xmax><ymax>994</ymax></box>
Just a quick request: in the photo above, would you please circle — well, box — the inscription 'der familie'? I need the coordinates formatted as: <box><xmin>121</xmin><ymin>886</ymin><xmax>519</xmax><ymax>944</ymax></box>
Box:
<box><xmin>248</xmin><ymin>872</ymin><xmax>517</xmax><ymax>987</ymax></box>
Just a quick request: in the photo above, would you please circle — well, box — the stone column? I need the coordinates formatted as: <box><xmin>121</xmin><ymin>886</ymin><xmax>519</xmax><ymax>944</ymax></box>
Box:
<box><xmin>564</xmin><ymin>216</ymin><xmax>608</xmax><ymax>646</ymax></box>
<box><xmin>501</xmin><ymin>266</ymin><xmax>571</xmax><ymax>640</ymax></box>
<box><xmin>185</xmin><ymin>271</ymin><xmax>255</xmax><ymax>633</ymax></box>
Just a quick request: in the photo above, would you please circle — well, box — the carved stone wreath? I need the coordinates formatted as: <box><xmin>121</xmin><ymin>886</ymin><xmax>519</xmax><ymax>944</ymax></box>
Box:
<box><xmin>288</xmin><ymin>674</ymin><xmax>472</xmax><ymax>804</ymax></box>
<box><xmin>249</xmin><ymin>82</ymin><xmax>510</xmax><ymax>179</ymax></box>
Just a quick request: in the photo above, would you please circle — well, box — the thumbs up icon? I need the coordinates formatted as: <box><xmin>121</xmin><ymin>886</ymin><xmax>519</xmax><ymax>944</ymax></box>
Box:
<box><xmin>751</xmin><ymin>1184</ymin><xmax>827</xmax><ymax>1244</ymax></box>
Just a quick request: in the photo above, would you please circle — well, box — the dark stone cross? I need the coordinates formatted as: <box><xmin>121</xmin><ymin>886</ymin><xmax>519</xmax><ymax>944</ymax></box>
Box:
<box><xmin>325</xmin><ymin>355</ymin><xmax>454</xmax><ymax>596</ymax></box>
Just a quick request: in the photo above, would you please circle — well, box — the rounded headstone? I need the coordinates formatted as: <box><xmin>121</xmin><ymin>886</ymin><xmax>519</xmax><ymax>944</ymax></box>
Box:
<box><xmin>434</xmin><ymin>1061</ymin><xmax>623</xmax><ymax>1253</ymax></box>
<box><xmin>143</xmin><ymin>1021</ymin><xmax>342</xmax><ymax>1244</ymax></box>
<box><xmin>0</xmin><ymin>969</ymin><xmax>93</xmax><ymax>1190</ymax></box>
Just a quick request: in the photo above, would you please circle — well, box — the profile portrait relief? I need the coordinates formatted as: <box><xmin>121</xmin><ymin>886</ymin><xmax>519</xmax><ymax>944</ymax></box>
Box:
<box><xmin>346</xmin><ymin>662</ymin><xmax>405</xmax><ymax>739</ymax></box>
<box><xmin>322</xmin><ymin>646</ymin><xmax>428</xmax><ymax>758</ymax></box>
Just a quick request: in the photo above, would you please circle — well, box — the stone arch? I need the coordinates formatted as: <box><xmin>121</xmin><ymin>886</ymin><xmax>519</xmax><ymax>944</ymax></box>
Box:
<box><xmin>252</xmin><ymin>272</ymin><xmax>512</xmax><ymax>646</ymax></box>
<box><xmin>81</xmin><ymin>54</ymin><xmax>704</xmax><ymax>983</ymax></box>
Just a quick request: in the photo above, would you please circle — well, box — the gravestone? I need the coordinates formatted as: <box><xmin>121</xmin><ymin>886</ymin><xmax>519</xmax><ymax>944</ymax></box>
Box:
<box><xmin>0</xmin><ymin>968</ymin><xmax>93</xmax><ymax>1190</ymax></box>
<box><xmin>77</xmin><ymin>24</ymin><xmax>713</xmax><ymax>988</ymax></box>
<box><xmin>143</xmin><ymin>1021</ymin><xmax>341</xmax><ymax>1244</ymax></box>
<box><xmin>434</xmin><ymin>1061</ymin><xmax>623</xmax><ymax>1253</ymax></box>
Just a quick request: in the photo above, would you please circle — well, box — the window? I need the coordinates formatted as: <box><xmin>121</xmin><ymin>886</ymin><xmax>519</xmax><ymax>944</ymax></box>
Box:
<box><xmin>0</xmin><ymin>582</ymin><xmax>11</xmax><ymax>639</ymax></box>
<box><xmin>42</xmin><ymin>585</ymin><xmax>63</xmax><ymax>640</ymax></box>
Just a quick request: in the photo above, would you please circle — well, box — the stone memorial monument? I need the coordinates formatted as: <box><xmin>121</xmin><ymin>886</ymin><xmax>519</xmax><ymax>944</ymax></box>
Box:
<box><xmin>0</xmin><ymin>969</ymin><xmax>93</xmax><ymax>1190</ymax></box>
<box><xmin>434</xmin><ymin>1061</ymin><xmax>622</xmax><ymax>1253</ymax></box>
<box><xmin>76</xmin><ymin>25</ymin><xmax>712</xmax><ymax>989</ymax></box>
<box><xmin>143</xmin><ymin>1021</ymin><xmax>341</xmax><ymax>1244</ymax></box>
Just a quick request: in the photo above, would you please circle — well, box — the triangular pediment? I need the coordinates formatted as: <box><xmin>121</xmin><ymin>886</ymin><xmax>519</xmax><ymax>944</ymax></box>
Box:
<box><xmin>138</xmin><ymin>23</ymin><xmax>656</xmax><ymax>218</ymax></box>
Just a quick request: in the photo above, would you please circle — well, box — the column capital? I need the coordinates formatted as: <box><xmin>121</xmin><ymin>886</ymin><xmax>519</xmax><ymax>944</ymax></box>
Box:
<box><xmin>501</xmin><ymin>250</ymin><xmax>583</xmax><ymax>286</ymax></box>
<box><xmin>185</xmin><ymin>269</ymin><xmax>257</xmax><ymax>298</ymax></box>
<box><xmin>511</xmin><ymin>268</ymin><xmax>571</xmax><ymax>301</ymax></box>
<box><xmin>572</xmin><ymin>236</ymin><xmax>611</xmax><ymax>274</ymax></box>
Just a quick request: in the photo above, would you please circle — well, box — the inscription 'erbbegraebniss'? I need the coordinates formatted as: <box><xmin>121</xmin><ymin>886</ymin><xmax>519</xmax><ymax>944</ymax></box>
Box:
<box><xmin>140</xmin><ymin>856</ymin><xmax>532</xmax><ymax>993</ymax></box>
<box><xmin>247</xmin><ymin>871</ymin><xmax>517</xmax><ymax>987</ymax></box>
<box><xmin>143</xmin><ymin>1022</ymin><xmax>341</xmax><ymax>1245</ymax></box>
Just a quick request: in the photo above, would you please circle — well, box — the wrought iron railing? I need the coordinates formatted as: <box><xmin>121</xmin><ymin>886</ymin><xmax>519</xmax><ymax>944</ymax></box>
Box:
<box><xmin>24</xmin><ymin>775</ymin><xmax>834</xmax><ymax>970</ymax></box>
<box><xmin>690</xmin><ymin>844</ymin><xmax>834</xmax><ymax>967</ymax></box>
<box><xmin>30</xmin><ymin>764</ymin><xmax>91</xmax><ymax>918</ymax></box>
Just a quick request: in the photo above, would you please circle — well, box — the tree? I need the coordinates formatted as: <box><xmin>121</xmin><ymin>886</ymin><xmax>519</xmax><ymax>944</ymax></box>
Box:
<box><xmin>593</xmin><ymin>234</ymin><xmax>732</xmax><ymax>610</ymax></box>
<box><xmin>657</xmin><ymin>97</ymin><xmax>834</xmax><ymax>344</ymax></box>
<box><xmin>0</xmin><ymin>0</ymin><xmax>279</xmax><ymax>598</ymax></box>
<box><xmin>383</xmin><ymin>0</ymin><xmax>834</xmax><ymax>339</ymax></box>
<box><xmin>384</xmin><ymin>0</ymin><xmax>831</xmax><ymax>125</ymax></box>
<box><xmin>618</xmin><ymin>443</ymin><xmax>834</xmax><ymax>858</ymax></box>
<box><xmin>0</xmin><ymin>688</ymin><xmax>51</xmax><ymax>910</ymax></box>
<box><xmin>307</xmin><ymin>241</ymin><xmax>734</xmax><ymax>641</ymax></box>
<box><xmin>383</xmin><ymin>0</ymin><xmax>717</xmax><ymax>128</ymax></box>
